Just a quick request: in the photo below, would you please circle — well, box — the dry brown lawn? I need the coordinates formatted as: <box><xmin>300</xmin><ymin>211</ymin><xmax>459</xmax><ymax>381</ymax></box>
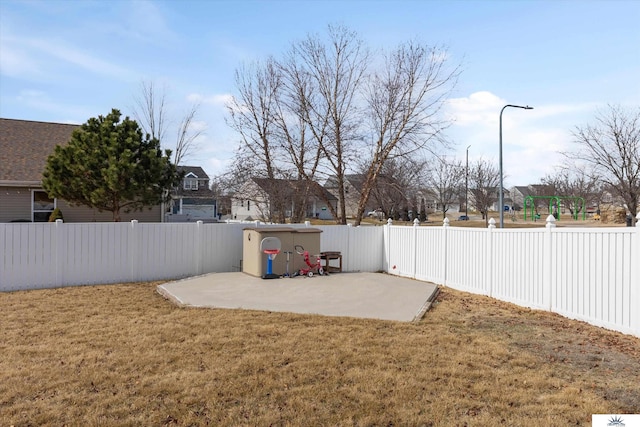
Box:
<box><xmin>1</xmin><ymin>282</ymin><xmax>638</xmax><ymax>426</ymax></box>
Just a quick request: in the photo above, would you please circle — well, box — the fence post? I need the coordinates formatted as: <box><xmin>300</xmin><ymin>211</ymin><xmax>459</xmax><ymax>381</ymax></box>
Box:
<box><xmin>385</xmin><ymin>218</ymin><xmax>392</xmax><ymax>273</ymax></box>
<box><xmin>412</xmin><ymin>218</ymin><xmax>420</xmax><ymax>279</ymax></box>
<box><xmin>631</xmin><ymin>213</ymin><xmax>640</xmax><ymax>335</ymax></box>
<box><xmin>55</xmin><ymin>219</ymin><xmax>64</xmax><ymax>287</ymax></box>
<box><xmin>130</xmin><ymin>220</ymin><xmax>138</xmax><ymax>282</ymax></box>
<box><xmin>487</xmin><ymin>218</ymin><xmax>496</xmax><ymax>297</ymax></box>
<box><xmin>443</xmin><ymin>218</ymin><xmax>449</xmax><ymax>285</ymax></box>
<box><xmin>544</xmin><ymin>215</ymin><xmax>556</xmax><ymax>311</ymax></box>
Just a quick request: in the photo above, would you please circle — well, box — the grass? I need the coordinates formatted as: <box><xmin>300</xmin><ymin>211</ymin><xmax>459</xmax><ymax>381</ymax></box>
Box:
<box><xmin>1</xmin><ymin>282</ymin><xmax>638</xmax><ymax>426</ymax></box>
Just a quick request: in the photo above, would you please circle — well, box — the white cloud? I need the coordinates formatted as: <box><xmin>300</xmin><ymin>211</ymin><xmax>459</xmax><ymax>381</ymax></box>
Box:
<box><xmin>189</xmin><ymin>120</ymin><xmax>209</xmax><ymax>133</ymax></box>
<box><xmin>15</xmin><ymin>89</ymin><xmax>91</xmax><ymax>121</ymax></box>
<box><xmin>205</xmin><ymin>156</ymin><xmax>234</xmax><ymax>178</ymax></box>
<box><xmin>26</xmin><ymin>38</ymin><xmax>135</xmax><ymax>80</ymax></box>
<box><xmin>445</xmin><ymin>91</ymin><xmax>600</xmax><ymax>185</ymax></box>
<box><xmin>445</xmin><ymin>91</ymin><xmax>505</xmax><ymax>126</ymax></box>
<box><xmin>125</xmin><ymin>0</ymin><xmax>175</xmax><ymax>44</ymax></box>
<box><xmin>1</xmin><ymin>31</ymin><xmax>135</xmax><ymax>82</ymax></box>
<box><xmin>0</xmin><ymin>42</ymin><xmax>42</xmax><ymax>79</ymax></box>
<box><xmin>187</xmin><ymin>93</ymin><xmax>233</xmax><ymax>107</ymax></box>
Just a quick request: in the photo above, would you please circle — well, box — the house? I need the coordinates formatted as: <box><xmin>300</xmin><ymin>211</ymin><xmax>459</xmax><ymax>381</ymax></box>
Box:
<box><xmin>510</xmin><ymin>184</ymin><xmax>556</xmax><ymax>213</ymax></box>
<box><xmin>165</xmin><ymin>166</ymin><xmax>217</xmax><ymax>222</ymax></box>
<box><xmin>510</xmin><ymin>186</ymin><xmax>535</xmax><ymax>211</ymax></box>
<box><xmin>464</xmin><ymin>186</ymin><xmax>506</xmax><ymax>215</ymax></box>
<box><xmin>416</xmin><ymin>187</ymin><xmax>461</xmax><ymax>217</ymax></box>
<box><xmin>232</xmin><ymin>177</ymin><xmax>337</xmax><ymax>222</ymax></box>
<box><xmin>324</xmin><ymin>174</ymin><xmax>380</xmax><ymax>219</ymax></box>
<box><xmin>0</xmin><ymin>118</ymin><xmax>163</xmax><ymax>222</ymax></box>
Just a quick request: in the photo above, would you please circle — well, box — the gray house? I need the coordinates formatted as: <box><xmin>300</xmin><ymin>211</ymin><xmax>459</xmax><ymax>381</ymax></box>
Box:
<box><xmin>166</xmin><ymin>166</ymin><xmax>217</xmax><ymax>222</ymax></box>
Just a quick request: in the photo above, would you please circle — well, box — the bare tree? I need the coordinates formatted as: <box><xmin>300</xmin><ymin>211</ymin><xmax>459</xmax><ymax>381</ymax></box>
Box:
<box><xmin>226</xmin><ymin>59</ymin><xmax>291</xmax><ymax>222</ymax></box>
<box><xmin>133</xmin><ymin>80</ymin><xmax>167</xmax><ymax>143</ymax></box>
<box><xmin>354</xmin><ymin>42</ymin><xmax>459</xmax><ymax>225</ymax></box>
<box><xmin>541</xmin><ymin>168</ymin><xmax>601</xmax><ymax>216</ymax></box>
<box><xmin>362</xmin><ymin>156</ymin><xmax>427</xmax><ymax>220</ymax></box>
<box><xmin>469</xmin><ymin>158</ymin><xmax>501</xmax><ymax>226</ymax></box>
<box><xmin>570</xmin><ymin>105</ymin><xmax>640</xmax><ymax>225</ymax></box>
<box><xmin>227</xmin><ymin>58</ymin><xmax>333</xmax><ymax>223</ymax></box>
<box><xmin>289</xmin><ymin>24</ymin><xmax>369</xmax><ymax>224</ymax></box>
<box><xmin>424</xmin><ymin>157</ymin><xmax>464</xmax><ymax>219</ymax></box>
<box><xmin>132</xmin><ymin>79</ymin><xmax>204</xmax><ymax>166</ymax></box>
<box><xmin>276</xmin><ymin>52</ymin><xmax>333</xmax><ymax>221</ymax></box>
<box><xmin>225</xmin><ymin>25</ymin><xmax>458</xmax><ymax>224</ymax></box>
<box><xmin>227</xmin><ymin>59</ymin><xmax>283</xmax><ymax>180</ymax></box>
<box><xmin>173</xmin><ymin>103</ymin><xmax>204</xmax><ymax>166</ymax></box>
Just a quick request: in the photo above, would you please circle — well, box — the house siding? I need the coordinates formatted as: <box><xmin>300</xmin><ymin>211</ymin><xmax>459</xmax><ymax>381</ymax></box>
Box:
<box><xmin>0</xmin><ymin>187</ymin><xmax>33</xmax><ymax>222</ymax></box>
<box><xmin>0</xmin><ymin>187</ymin><xmax>162</xmax><ymax>223</ymax></box>
<box><xmin>232</xmin><ymin>181</ymin><xmax>267</xmax><ymax>220</ymax></box>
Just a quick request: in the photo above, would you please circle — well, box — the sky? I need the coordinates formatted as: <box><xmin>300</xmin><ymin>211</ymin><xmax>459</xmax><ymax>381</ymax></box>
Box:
<box><xmin>1</xmin><ymin>0</ymin><xmax>639</xmax><ymax>187</ymax></box>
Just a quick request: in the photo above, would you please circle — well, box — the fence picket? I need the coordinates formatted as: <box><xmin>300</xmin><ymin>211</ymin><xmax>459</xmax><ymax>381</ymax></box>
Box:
<box><xmin>0</xmin><ymin>220</ymin><xmax>637</xmax><ymax>337</ymax></box>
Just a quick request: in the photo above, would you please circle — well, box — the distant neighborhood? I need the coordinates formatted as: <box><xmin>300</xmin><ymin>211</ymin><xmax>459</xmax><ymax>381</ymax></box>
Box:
<box><xmin>0</xmin><ymin>118</ymin><xmax>629</xmax><ymax>224</ymax></box>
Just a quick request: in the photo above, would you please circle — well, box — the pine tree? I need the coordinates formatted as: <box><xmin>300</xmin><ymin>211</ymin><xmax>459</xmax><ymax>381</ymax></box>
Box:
<box><xmin>43</xmin><ymin>109</ymin><xmax>181</xmax><ymax>221</ymax></box>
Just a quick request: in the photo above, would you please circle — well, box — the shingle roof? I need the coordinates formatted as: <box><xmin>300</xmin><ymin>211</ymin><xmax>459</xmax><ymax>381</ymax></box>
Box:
<box><xmin>324</xmin><ymin>174</ymin><xmax>366</xmax><ymax>192</ymax></box>
<box><xmin>513</xmin><ymin>186</ymin><xmax>534</xmax><ymax>197</ymax></box>
<box><xmin>174</xmin><ymin>165</ymin><xmax>214</xmax><ymax>197</ymax></box>
<box><xmin>253</xmin><ymin>178</ymin><xmax>337</xmax><ymax>201</ymax></box>
<box><xmin>0</xmin><ymin>118</ymin><xmax>78</xmax><ymax>182</ymax></box>
<box><xmin>177</xmin><ymin>165</ymin><xmax>209</xmax><ymax>179</ymax></box>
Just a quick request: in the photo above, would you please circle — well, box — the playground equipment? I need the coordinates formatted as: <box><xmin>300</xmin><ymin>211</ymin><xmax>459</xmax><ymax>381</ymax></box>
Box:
<box><xmin>293</xmin><ymin>244</ymin><xmax>325</xmax><ymax>277</ymax></box>
<box><xmin>523</xmin><ymin>195</ymin><xmax>586</xmax><ymax>221</ymax></box>
<box><xmin>260</xmin><ymin>237</ymin><xmax>281</xmax><ymax>279</ymax></box>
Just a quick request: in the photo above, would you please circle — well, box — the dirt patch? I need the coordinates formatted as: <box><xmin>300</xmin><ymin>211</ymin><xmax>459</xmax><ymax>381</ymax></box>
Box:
<box><xmin>434</xmin><ymin>290</ymin><xmax>640</xmax><ymax>412</ymax></box>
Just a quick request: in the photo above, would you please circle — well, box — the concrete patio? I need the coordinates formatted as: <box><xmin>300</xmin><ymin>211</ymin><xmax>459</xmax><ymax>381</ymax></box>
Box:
<box><xmin>157</xmin><ymin>272</ymin><xmax>439</xmax><ymax>322</ymax></box>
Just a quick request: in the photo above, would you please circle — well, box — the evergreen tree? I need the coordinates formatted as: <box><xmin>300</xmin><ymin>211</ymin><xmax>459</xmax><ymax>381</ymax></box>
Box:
<box><xmin>43</xmin><ymin>109</ymin><xmax>181</xmax><ymax>221</ymax></box>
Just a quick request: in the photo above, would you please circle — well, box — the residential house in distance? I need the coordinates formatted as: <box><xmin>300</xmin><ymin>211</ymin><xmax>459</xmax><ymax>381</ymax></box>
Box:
<box><xmin>165</xmin><ymin>166</ymin><xmax>217</xmax><ymax>222</ymax></box>
<box><xmin>464</xmin><ymin>186</ymin><xmax>507</xmax><ymax>216</ymax></box>
<box><xmin>416</xmin><ymin>187</ymin><xmax>462</xmax><ymax>218</ymax></box>
<box><xmin>510</xmin><ymin>184</ymin><xmax>555</xmax><ymax>214</ymax></box>
<box><xmin>232</xmin><ymin>177</ymin><xmax>337</xmax><ymax>222</ymax></box>
<box><xmin>510</xmin><ymin>185</ymin><xmax>535</xmax><ymax>211</ymax></box>
<box><xmin>324</xmin><ymin>174</ymin><xmax>378</xmax><ymax>219</ymax></box>
<box><xmin>0</xmin><ymin>118</ymin><xmax>163</xmax><ymax>222</ymax></box>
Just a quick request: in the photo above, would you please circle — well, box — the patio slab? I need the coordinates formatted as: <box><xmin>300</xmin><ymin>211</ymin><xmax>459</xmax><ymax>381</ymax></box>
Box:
<box><xmin>157</xmin><ymin>272</ymin><xmax>439</xmax><ymax>322</ymax></box>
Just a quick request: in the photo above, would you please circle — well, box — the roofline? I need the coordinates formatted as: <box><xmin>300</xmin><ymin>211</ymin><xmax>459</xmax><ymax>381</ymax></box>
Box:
<box><xmin>0</xmin><ymin>180</ymin><xmax>42</xmax><ymax>187</ymax></box>
<box><xmin>0</xmin><ymin>118</ymin><xmax>80</xmax><ymax>127</ymax></box>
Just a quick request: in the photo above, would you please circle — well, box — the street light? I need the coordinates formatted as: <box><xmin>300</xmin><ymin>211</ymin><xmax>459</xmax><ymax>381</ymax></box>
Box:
<box><xmin>499</xmin><ymin>104</ymin><xmax>533</xmax><ymax>228</ymax></box>
<box><xmin>465</xmin><ymin>145</ymin><xmax>470</xmax><ymax>219</ymax></box>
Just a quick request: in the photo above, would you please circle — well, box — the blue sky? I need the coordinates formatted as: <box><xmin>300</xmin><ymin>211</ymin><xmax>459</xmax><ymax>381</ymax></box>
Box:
<box><xmin>1</xmin><ymin>0</ymin><xmax>639</xmax><ymax>186</ymax></box>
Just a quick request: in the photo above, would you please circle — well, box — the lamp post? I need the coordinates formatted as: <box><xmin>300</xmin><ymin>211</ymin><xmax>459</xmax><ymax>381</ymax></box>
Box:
<box><xmin>499</xmin><ymin>104</ymin><xmax>533</xmax><ymax>228</ymax></box>
<box><xmin>465</xmin><ymin>145</ymin><xmax>470</xmax><ymax>218</ymax></box>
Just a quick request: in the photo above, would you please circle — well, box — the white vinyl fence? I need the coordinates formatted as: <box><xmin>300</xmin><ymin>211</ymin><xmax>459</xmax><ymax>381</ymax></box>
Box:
<box><xmin>1</xmin><ymin>217</ymin><xmax>638</xmax><ymax>337</ymax></box>
<box><xmin>0</xmin><ymin>220</ymin><xmax>384</xmax><ymax>291</ymax></box>
<box><xmin>385</xmin><ymin>217</ymin><xmax>640</xmax><ymax>338</ymax></box>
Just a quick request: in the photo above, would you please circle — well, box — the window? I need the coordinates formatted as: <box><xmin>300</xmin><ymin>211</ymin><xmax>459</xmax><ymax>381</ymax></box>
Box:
<box><xmin>247</xmin><ymin>200</ymin><xmax>250</xmax><ymax>210</ymax></box>
<box><xmin>33</xmin><ymin>191</ymin><xmax>55</xmax><ymax>222</ymax></box>
<box><xmin>183</xmin><ymin>178</ymin><xmax>198</xmax><ymax>190</ymax></box>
